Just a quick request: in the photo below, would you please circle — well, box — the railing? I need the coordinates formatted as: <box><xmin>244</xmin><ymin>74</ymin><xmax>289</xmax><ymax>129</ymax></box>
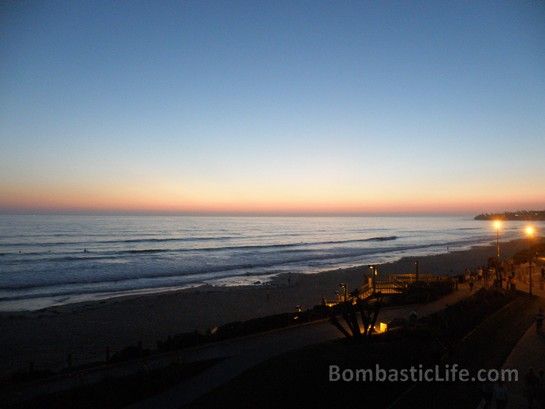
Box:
<box><xmin>390</xmin><ymin>273</ymin><xmax>448</xmax><ymax>283</ymax></box>
<box><xmin>323</xmin><ymin>273</ymin><xmax>453</xmax><ymax>306</ymax></box>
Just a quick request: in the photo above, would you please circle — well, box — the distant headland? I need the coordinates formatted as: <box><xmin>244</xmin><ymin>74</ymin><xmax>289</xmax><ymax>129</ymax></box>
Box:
<box><xmin>474</xmin><ymin>210</ymin><xmax>545</xmax><ymax>221</ymax></box>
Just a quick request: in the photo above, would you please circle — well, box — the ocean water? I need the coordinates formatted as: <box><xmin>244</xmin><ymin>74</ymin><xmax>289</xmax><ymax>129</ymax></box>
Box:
<box><xmin>0</xmin><ymin>215</ymin><xmax>539</xmax><ymax>310</ymax></box>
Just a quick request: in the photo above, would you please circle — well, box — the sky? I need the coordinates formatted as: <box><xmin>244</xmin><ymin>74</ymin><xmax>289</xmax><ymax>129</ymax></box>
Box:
<box><xmin>1</xmin><ymin>1</ymin><xmax>544</xmax><ymax>215</ymax></box>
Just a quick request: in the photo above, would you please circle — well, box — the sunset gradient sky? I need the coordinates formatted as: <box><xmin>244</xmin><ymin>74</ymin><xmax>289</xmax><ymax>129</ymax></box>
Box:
<box><xmin>1</xmin><ymin>1</ymin><xmax>544</xmax><ymax>215</ymax></box>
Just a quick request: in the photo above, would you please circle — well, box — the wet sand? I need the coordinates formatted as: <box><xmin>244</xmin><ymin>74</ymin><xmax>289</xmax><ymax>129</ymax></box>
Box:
<box><xmin>0</xmin><ymin>239</ymin><xmax>528</xmax><ymax>375</ymax></box>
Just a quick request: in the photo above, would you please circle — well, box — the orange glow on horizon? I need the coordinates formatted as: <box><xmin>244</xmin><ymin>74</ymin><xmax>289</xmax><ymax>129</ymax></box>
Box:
<box><xmin>1</xmin><ymin>179</ymin><xmax>544</xmax><ymax>215</ymax></box>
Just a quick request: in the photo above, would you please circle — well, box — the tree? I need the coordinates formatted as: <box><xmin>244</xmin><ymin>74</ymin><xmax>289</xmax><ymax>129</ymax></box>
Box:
<box><xmin>329</xmin><ymin>294</ymin><xmax>383</xmax><ymax>339</ymax></box>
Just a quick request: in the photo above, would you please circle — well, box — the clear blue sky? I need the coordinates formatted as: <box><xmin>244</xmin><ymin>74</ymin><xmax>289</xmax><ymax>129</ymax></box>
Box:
<box><xmin>1</xmin><ymin>1</ymin><xmax>544</xmax><ymax>214</ymax></box>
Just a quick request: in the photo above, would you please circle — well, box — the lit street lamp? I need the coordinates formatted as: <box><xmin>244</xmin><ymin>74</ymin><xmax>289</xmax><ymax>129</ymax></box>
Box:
<box><xmin>369</xmin><ymin>265</ymin><xmax>378</xmax><ymax>294</ymax></box>
<box><xmin>525</xmin><ymin>226</ymin><xmax>536</xmax><ymax>295</ymax></box>
<box><xmin>493</xmin><ymin>220</ymin><xmax>502</xmax><ymax>260</ymax></box>
<box><xmin>339</xmin><ymin>283</ymin><xmax>347</xmax><ymax>302</ymax></box>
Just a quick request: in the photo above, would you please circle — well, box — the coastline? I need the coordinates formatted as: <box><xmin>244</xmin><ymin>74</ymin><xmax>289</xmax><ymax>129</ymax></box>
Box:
<box><xmin>0</xmin><ymin>238</ymin><xmax>529</xmax><ymax>375</ymax></box>
<box><xmin>0</xmin><ymin>233</ymin><xmax>514</xmax><ymax>312</ymax></box>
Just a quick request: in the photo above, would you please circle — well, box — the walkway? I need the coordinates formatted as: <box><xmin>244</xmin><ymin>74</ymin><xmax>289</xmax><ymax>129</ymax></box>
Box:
<box><xmin>129</xmin><ymin>285</ymin><xmax>473</xmax><ymax>409</ymax></box>
<box><xmin>502</xmin><ymin>325</ymin><xmax>545</xmax><ymax>408</ymax></box>
<box><xmin>477</xmin><ymin>265</ymin><xmax>545</xmax><ymax>409</ymax></box>
<box><xmin>502</xmin><ymin>266</ymin><xmax>545</xmax><ymax>409</ymax></box>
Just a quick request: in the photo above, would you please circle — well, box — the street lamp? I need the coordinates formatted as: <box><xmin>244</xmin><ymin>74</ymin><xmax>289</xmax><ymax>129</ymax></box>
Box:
<box><xmin>339</xmin><ymin>283</ymin><xmax>347</xmax><ymax>302</ymax></box>
<box><xmin>369</xmin><ymin>265</ymin><xmax>378</xmax><ymax>293</ymax></box>
<box><xmin>493</xmin><ymin>220</ymin><xmax>502</xmax><ymax>260</ymax></box>
<box><xmin>525</xmin><ymin>226</ymin><xmax>536</xmax><ymax>295</ymax></box>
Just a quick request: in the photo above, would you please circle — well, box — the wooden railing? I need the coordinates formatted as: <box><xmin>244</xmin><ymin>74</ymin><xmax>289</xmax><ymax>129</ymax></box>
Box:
<box><xmin>323</xmin><ymin>273</ymin><xmax>452</xmax><ymax>306</ymax></box>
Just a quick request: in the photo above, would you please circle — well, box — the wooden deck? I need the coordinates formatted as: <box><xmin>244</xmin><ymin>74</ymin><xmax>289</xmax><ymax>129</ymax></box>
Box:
<box><xmin>323</xmin><ymin>273</ymin><xmax>453</xmax><ymax>306</ymax></box>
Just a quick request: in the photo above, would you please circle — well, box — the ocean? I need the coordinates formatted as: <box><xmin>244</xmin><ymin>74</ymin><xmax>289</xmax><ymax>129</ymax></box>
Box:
<box><xmin>0</xmin><ymin>215</ymin><xmax>539</xmax><ymax>310</ymax></box>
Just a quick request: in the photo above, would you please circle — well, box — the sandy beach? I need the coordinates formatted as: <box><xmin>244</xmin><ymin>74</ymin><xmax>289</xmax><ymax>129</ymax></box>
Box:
<box><xmin>0</xmin><ymin>239</ymin><xmax>529</xmax><ymax>376</ymax></box>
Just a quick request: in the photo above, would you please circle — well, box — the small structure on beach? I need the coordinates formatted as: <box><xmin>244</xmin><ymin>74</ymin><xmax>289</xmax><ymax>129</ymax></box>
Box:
<box><xmin>323</xmin><ymin>268</ymin><xmax>455</xmax><ymax>339</ymax></box>
<box><xmin>323</xmin><ymin>266</ymin><xmax>453</xmax><ymax>307</ymax></box>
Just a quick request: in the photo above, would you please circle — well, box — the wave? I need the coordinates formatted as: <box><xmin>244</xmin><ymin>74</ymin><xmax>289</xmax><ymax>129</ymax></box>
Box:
<box><xmin>0</xmin><ymin>235</ymin><xmax>398</xmax><ymax>260</ymax></box>
<box><xmin>0</xmin><ymin>246</ymin><xmax>404</xmax><ymax>290</ymax></box>
<box><xmin>0</xmin><ymin>235</ymin><xmax>241</xmax><ymax>247</ymax></box>
<box><xmin>118</xmin><ymin>235</ymin><xmax>398</xmax><ymax>254</ymax></box>
<box><xmin>0</xmin><ymin>269</ymin><xmax>284</xmax><ymax>301</ymax></box>
<box><xmin>0</xmin><ymin>233</ymin><xmax>317</xmax><ymax>248</ymax></box>
<box><xmin>0</xmin><ymin>232</ymin><xmax>398</xmax><ymax>249</ymax></box>
<box><xmin>0</xmin><ymin>237</ymin><xmax>491</xmax><ymax>292</ymax></box>
<box><xmin>0</xmin><ymin>234</ymin><xmax>496</xmax><ymax>295</ymax></box>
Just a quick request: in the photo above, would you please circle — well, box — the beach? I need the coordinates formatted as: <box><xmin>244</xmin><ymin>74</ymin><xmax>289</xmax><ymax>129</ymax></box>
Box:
<box><xmin>0</xmin><ymin>238</ymin><xmax>529</xmax><ymax>376</ymax></box>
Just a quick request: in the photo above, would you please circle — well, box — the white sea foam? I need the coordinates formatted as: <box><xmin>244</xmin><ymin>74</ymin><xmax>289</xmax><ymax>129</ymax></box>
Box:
<box><xmin>0</xmin><ymin>215</ymin><xmax>538</xmax><ymax>310</ymax></box>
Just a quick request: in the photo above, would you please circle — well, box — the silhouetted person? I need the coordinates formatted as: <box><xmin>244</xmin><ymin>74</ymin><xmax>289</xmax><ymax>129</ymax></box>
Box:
<box><xmin>408</xmin><ymin>310</ymin><xmax>418</xmax><ymax>327</ymax></box>
<box><xmin>526</xmin><ymin>368</ymin><xmax>539</xmax><ymax>408</ymax></box>
<box><xmin>481</xmin><ymin>381</ymin><xmax>493</xmax><ymax>409</ymax></box>
<box><xmin>536</xmin><ymin>309</ymin><xmax>545</xmax><ymax>335</ymax></box>
<box><xmin>494</xmin><ymin>381</ymin><xmax>508</xmax><ymax>409</ymax></box>
<box><xmin>538</xmin><ymin>369</ymin><xmax>545</xmax><ymax>409</ymax></box>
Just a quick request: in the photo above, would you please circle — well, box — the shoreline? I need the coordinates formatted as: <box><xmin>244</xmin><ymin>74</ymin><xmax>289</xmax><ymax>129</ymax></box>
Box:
<box><xmin>0</xmin><ymin>236</ymin><xmax>519</xmax><ymax>312</ymax></box>
<box><xmin>0</xmin><ymin>238</ymin><xmax>530</xmax><ymax>375</ymax></box>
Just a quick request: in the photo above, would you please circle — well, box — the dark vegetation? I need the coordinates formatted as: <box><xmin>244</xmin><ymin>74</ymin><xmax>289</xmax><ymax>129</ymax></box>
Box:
<box><xmin>328</xmin><ymin>280</ymin><xmax>454</xmax><ymax>340</ymax></box>
<box><xmin>8</xmin><ymin>358</ymin><xmax>221</xmax><ymax>409</ymax></box>
<box><xmin>188</xmin><ymin>289</ymin><xmax>540</xmax><ymax>409</ymax></box>
<box><xmin>329</xmin><ymin>295</ymin><xmax>383</xmax><ymax>339</ymax></box>
<box><xmin>157</xmin><ymin>305</ymin><xmax>328</xmax><ymax>352</ymax></box>
<box><xmin>475</xmin><ymin>210</ymin><xmax>545</xmax><ymax>221</ymax></box>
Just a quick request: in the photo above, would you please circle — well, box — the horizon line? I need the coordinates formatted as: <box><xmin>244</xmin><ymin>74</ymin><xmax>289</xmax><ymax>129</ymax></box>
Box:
<box><xmin>0</xmin><ymin>209</ymin><xmax>501</xmax><ymax>217</ymax></box>
<box><xmin>2</xmin><ymin>206</ymin><xmax>543</xmax><ymax>217</ymax></box>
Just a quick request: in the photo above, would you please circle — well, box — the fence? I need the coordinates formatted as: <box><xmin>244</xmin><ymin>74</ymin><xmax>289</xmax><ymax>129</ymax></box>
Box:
<box><xmin>323</xmin><ymin>273</ymin><xmax>453</xmax><ymax>306</ymax></box>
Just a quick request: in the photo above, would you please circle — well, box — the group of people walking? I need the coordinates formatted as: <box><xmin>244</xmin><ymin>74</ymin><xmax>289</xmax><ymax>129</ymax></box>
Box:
<box><xmin>524</xmin><ymin>368</ymin><xmax>545</xmax><ymax>409</ymax></box>
<box><xmin>482</xmin><ymin>368</ymin><xmax>545</xmax><ymax>409</ymax></box>
<box><xmin>482</xmin><ymin>381</ymin><xmax>508</xmax><ymax>409</ymax></box>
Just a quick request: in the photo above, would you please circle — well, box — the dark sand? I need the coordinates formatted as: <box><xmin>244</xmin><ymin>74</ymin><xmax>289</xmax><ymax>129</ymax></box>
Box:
<box><xmin>0</xmin><ymin>239</ymin><xmax>528</xmax><ymax>375</ymax></box>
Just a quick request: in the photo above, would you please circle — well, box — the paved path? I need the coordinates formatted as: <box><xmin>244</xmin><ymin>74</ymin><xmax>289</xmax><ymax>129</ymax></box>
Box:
<box><xmin>477</xmin><ymin>265</ymin><xmax>545</xmax><ymax>409</ymax></box>
<box><xmin>129</xmin><ymin>285</ymin><xmax>473</xmax><ymax>409</ymax></box>
<box><xmin>501</xmin><ymin>325</ymin><xmax>545</xmax><ymax>408</ymax></box>
<box><xmin>501</xmin><ymin>266</ymin><xmax>545</xmax><ymax>409</ymax></box>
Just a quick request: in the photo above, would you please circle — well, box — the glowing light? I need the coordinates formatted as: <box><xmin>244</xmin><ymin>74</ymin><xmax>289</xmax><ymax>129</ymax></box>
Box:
<box><xmin>374</xmin><ymin>322</ymin><xmax>388</xmax><ymax>333</ymax></box>
<box><xmin>493</xmin><ymin>220</ymin><xmax>502</xmax><ymax>230</ymax></box>
<box><xmin>525</xmin><ymin>226</ymin><xmax>536</xmax><ymax>238</ymax></box>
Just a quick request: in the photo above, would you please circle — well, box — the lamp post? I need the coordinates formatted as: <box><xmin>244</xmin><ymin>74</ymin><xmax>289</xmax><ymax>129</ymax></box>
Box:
<box><xmin>339</xmin><ymin>283</ymin><xmax>347</xmax><ymax>302</ymax></box>
<box><xmin>525</xmin><ymin>226</ymin><xmax>536</xmax><ymax>295</ymax></box>
<box><xmin>369</xmin><ymin>265</ymin><xmax>378</xmax><ymax>294</ymax></box>
<box><xmin>493</xmin><ymin>220</ymin><xmax>502</xmax><ymax>261</ymax></box>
